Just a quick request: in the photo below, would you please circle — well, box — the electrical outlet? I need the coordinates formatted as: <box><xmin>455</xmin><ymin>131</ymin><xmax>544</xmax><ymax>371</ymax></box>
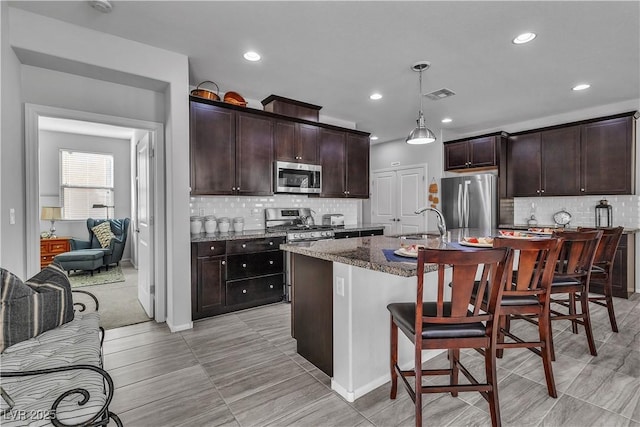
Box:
<box><xmin>9</xmin><ymin>208</ymin><xmax>15</xmax><ymax>225</ymax></box>
<box><xmin>198</xmin><ymin>208</ymin><xmax>205</xmax><ymax>216</ymax></box>
<box><xmin>336</xmin><ymin>277</ymin><xmax>345</xmax><ymax>296</ymax></box>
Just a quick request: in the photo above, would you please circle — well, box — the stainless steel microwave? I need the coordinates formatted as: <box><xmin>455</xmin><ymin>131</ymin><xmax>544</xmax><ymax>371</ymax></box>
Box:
<box><xmin>274</xmin><ymin>161</ymin><xmax>322</xmax><ymax>194</ymax></box>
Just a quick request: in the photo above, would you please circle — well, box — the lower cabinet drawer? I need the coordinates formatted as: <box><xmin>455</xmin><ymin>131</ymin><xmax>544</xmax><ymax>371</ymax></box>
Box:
<box><xmin>226</xmin><ymin>251</ymin><xmax>284</xmax><ymax>280</ymax></box>
<box><xmin>226</xmin><ymin>274</ymin><xmax>284</xmax><ymax>306</ymax></box>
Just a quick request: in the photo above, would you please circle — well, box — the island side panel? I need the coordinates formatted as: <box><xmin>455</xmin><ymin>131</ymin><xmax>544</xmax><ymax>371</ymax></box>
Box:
<box><xmin>291</xmin><ymin>253</ymin><xmax>333</xmax><ymax>376</ymax></box>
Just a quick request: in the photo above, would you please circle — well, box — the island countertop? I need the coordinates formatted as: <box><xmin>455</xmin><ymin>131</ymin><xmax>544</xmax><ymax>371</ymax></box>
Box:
<box><xmin>280</xmin><ymin>229</ymin><xmax>492</xmax><ymax>277</ymax></box>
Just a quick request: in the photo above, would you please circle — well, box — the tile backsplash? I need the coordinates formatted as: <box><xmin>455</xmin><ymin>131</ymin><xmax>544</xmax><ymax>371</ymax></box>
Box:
<box><xmin>514</xmin><ymin>195</ymin><xmax>640</xmax><ymax>228</ymax></box>
<box><xmin>190</xmin><ymin>195</ymin><xmax>361</xmax><ymax>230</ymax></box>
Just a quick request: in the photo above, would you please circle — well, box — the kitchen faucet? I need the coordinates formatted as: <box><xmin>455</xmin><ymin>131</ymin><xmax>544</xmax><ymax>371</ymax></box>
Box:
<box><xmin>415</xmin><ymin>206</ymin><xmax>447</xmax><ymax>239</ymax></box>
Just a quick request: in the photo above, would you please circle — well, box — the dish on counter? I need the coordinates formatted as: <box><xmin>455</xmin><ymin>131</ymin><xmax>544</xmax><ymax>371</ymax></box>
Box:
<box><xmin>498</xmin><ymin>230</ymin><xmax>536</xmax><ymax>239</ymax></box>
<box><xmin>459</xmin><ymin>237</ymin><xmax>494</xmax><ymax>248</ymax></box>
<box><xmin>394</xmin><ymin>243</ymin><xmax>425</xmax><ymax>258</ymax></box>
<box><xmin>527</xmin><ymin>227</ymin><xmax>556</xmax><ymax>235</ymax></box>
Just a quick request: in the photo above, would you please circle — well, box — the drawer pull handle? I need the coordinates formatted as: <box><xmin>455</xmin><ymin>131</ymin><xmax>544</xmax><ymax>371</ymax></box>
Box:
<box><xmin>242</xmin><ymin>263</ymin><xmax>247</xmax><ymax>268</ymax></box>
<box><xmin>269</xmin><ymin>284</ymin><xmax>274</xmax><ymax>289</ymax></box>
<box><xmin>242</xmin><ymin>289</ymin><xmax>247</xmax><ymax>294</ymax></box>
<box><xmin>210</xmin><ymin>246</ymin><xmax>215</xmax><ymax>251</ymax></box>
<box><xmin>242</xmin><ymin>244</ymin><xmax>247</xmax><ymax>248</ymax></box>
<box><xmin>269</xmin><ymin>242</ymin><xmax>274</xmax><ymax>245</ymax></box>
<box><xmin>222</xmin><ymin>261</ymin><xmax>226</xmax><ymax>265</ymax></box>
<box><xmin>269</xmin><ymin>260</ymin><xmax>274</xmax><ymax>265</ymax></box>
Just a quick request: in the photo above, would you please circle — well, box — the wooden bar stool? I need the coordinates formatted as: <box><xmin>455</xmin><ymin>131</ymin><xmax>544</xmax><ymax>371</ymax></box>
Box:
<box><xmin>387</xmin><ymin>247</ymin><xmax>511</xmax><ymax>427</ymax></box>
<box><xmin>488</xmin><ymin>236</ymin><xmax>564</xmax><ymax>398</ymax></box>
<box><xmin>549</xmin><ymin>230</ymin><xmax>603</xmax><ymax>357</ymax></box>
<box><xmin>577</xmin><ymin>226</ymin><xmax>624</xmax><ymax>333</ymax></box>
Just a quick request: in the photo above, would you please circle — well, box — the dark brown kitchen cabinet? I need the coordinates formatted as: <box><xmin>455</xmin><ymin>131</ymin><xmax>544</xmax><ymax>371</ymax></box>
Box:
<box><xmin>191</xmin><ymin>241</ymin><xmax>227</xmax><ymax>320</ymax></box>
<box><xmin>507</xmin><ymin>126</ymin><xmax>581</xmax><ymax>197</ymax></box>
<box><xmin>236</xmin><ymin>112</ymin><xmax>274</xmax><ymax>195</ymax></box>
<box><xmin>319</xmin><ymin>129</ymin><xmax>370</xmax><ymax>198</ymax></box>
<box><xmin>192</xmin><ymin>236</ymin><xmax>285</xmax><ymax>320</ymax></box>
<box><xmin>190</xmin><ymin>101</ymin><xmax>235</xmax><ymax>195</ymax></box>
<box><xmin>581</xmin><ymin>116</ymin><xmax>634</xmax><ymax>195</ymax></box>
<box><xmin>274</xmin><ymin>120</ymin><xmax>319</xmax><ymax>163</ymax></box>
<box><xmin>444</xmin><ymin>134</ymin><xmax>501</xmax><ymax>171</ymax></box>
<box><xmin>189</xmin><ymin>101</ymin><xmax>273</xmax><ymax>196</ymax></box>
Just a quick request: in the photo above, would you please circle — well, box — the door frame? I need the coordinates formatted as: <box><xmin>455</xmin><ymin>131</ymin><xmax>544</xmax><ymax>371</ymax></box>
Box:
<box><xmin>25</xmin><ymin>103</ymin><xmax>166</xmax><ymax>322</ymax></box>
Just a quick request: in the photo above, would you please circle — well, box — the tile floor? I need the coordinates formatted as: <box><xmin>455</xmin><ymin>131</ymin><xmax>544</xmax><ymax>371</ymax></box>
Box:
<box><xmin>104</xmin><ymin>294</ymin><xmax>640</xmax><ymax>426</ymax></box>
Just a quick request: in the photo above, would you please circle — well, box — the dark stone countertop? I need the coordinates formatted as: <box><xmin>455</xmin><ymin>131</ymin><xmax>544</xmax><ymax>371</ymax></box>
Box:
<box><xmin>190</xmin><ymin>224</ymin><xmax>386</xmax><ymax>243</ymax></box>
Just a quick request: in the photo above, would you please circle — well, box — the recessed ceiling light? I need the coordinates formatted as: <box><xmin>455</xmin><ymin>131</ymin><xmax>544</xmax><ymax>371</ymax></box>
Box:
<box><xmin>243</xmin><ymin>51</ymin><xmax>261</xmax><ymax>62</ymax></box>
<box><xmin>572</xmin><ymin>83</ymin><xmax>591</xmax><ymax>91</ymax></box>
<box><xmin>88</xmin><ymin>0</ymin><xmax>113</xmax><ymax>13</ymax></box>
<box><xmin>513</xmin><ymin>32</ymin><xmax>536</xmax><ymax>44</ymax></box>
<box><xmin>370</xmin><ymin>135</ymin><xmax>379</xmax><ymax>141</ymax></box>
<box><xmin>441</xmin><ymin>118</ymin><xmax>453</xmax><ymax>123</ymax></box>
<box><xmin>370</xmin><ymin>93</ymin><xmax>382</xmax><ymax>100</ymax></box>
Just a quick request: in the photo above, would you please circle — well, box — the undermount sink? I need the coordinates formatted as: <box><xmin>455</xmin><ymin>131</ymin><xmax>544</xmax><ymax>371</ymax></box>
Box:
<box><xmin>399</xmin><ymin>233</ymin><xmax>440</xmax><ymax>240</ymax></box>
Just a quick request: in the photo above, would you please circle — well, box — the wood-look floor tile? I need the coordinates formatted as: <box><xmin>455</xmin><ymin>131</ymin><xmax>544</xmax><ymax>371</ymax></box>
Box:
<box><xmin>103</xmin><ymin>319</ymin><xmax>167</xmax><ymax>341</ymax></box>
<box><xmin>215</xmin><ymin>353</ymin><xmax>307</xmax><ymax>403</ymax></box>
<box><xmin>589</xmin><ymin>341</ymin><xmax>640</xmax><ymax>378</ymax></box>
<box><xmin>111</xmin><ymin>365</ymin><xmax>213</xmax><ymax>413</ymax></box>
<box><xmin>512</xmin><ymin>350</ymin><xmax>587</xmax><ymax>393</ymax></box>
<box><xmin>174</xmin><ymin>407</ymin><xmax>240</xmax><ymax>427</ymax></box>
<box><xmin>350</xmin><ymin>381</ymin><xmax>410</xmax><ymax>418</ymax></box>
<box><xmin>549</xmin><ymin>329</ymin><xmax>604</xmax><ymax>362</ymax></box>
<box><xmin>228</xmin><ymin>372</ymin><xmax>332</xmax><ymax>426</ymax></box>
<box><xmin>401</xmin><ymin>392</ymin><xmax>474</xmax><ymax>427</ymax></box>
<box><xmin>109</xmin><ymin>349</ymin><xmax>200</xmax><ymax>388</ymax></box>
<box><xmin>118</xmin><ymin>386</ymin><xmax>229</xmax><ymax>427</ymax></box>
<box><xmin>188</xmin><ymin>329</ymin><xmax>264</xmax><ymax>360</ymax></box>
<box><xmin>102</xmin><ymin>327</ymin><xmax>175</xmax><ymax>355</ymax></box>
<box><xmin>607</xmin><ymin>317</ymin><xmax>640</xmax><ymax>349</ymax></box>
<box><xmin>446</xmin><ymin>405</ymin><xmax>493</xmax><ymax>427</ymax></box>
<box><xmin>472</xmin><ymin>373</ymin><xmax>558</xmax><ymax>427</ymax></box>
<box><xmin>541</xmin><ymin>394</ymin><xmax>639</xmax><ymax>427</ymax></box>
<box><xmin>265</xmin><ymin>393</ymin><xmax>370</xmax><ymax>427</ymax></box>
<box><xmin>201</xmin><ymin>340</ymin><xmax>285</xmax><ymax>382</ymax></box>
<box><xmin>564</xmin><ymin>363</ymin><xmax>640</xmax><ymax>421</ymax></box>
<box><xmin>103</xmin><ymin>334</ymin><xmax>190</xmax><ymax>370</ymax></box>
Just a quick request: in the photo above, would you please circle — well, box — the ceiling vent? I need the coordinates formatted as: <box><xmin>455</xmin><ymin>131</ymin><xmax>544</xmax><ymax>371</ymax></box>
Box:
<box><xmin>424</xmin><ymin>88</ymin><xmax>456</xmax><ymax>101</ymax></box>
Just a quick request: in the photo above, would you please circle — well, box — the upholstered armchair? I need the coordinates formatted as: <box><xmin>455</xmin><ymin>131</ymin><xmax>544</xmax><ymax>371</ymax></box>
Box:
<box><xmin>70</xmin><ymin>218</ymin><xmax>130</xmax><ymax>268</ymax></box>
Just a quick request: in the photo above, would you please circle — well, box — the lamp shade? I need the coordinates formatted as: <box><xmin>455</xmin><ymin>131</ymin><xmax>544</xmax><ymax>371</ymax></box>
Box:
<box><xmin>406</xmin><ymin>112</ymin><xmax>437</xmax><ymax>144</ymax></box>
<box><xmin>41</xmin><ymin>206</ymin><xmax>62</xmax><ymax>221</ymax></box>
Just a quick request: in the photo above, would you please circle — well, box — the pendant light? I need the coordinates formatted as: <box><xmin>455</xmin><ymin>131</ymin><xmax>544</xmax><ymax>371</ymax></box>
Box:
<box><xmin>406</xmin><ymin>61</ymin><xmax>436</xmax><ymax>144</ymax></box>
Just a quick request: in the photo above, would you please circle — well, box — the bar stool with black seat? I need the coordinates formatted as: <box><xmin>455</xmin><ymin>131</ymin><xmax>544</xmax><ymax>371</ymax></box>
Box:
<box><xmin>489</xmin><ymin>236</ymin><xmax>564</xmax><ymax>398</ymax></box>
<box><xmin>387</xmin><ymin>247</ymin><xmax>511</xmax><ymax>427</ymax></box>
<box><xmin>549</xmin><ymin>229</ymin><xmax>603</xmax><ymax>357</ymax></box>
<box><xmin>577</xmin><ymin>226</ymin><xmax>624</xmax><ymax>332</ymax></box>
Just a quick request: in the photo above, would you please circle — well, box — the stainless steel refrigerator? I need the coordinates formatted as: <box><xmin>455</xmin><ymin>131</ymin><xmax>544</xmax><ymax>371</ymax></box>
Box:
<box><xmin>441</xmin><ymin>174</ymin><xmax>497</xmax><ymax>232</ymax></box>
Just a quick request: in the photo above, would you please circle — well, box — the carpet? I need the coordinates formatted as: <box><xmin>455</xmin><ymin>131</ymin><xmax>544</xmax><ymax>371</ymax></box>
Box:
<box><xmin>68</xmin><ymin>266</ymin><xmax>126</xmax><ymax>288</ymax></box>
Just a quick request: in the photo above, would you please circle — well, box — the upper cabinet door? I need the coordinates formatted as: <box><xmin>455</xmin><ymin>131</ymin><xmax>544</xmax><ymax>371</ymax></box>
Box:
<box><xmin>507</xmin><ymin>132</ymin><xmax>542</xmax><ymax>197</ymax></box>
<box><xmin>469</xmin><ymin>136</ymin><xmax>497</xmax><ymax>167</ymax></box>
<box><xmin>190</xmin><ymin>101</ymin><xmax>235</xmax><ymax>195</ymax></box>
<box><xmin>236</xmin><ymin>112</ymin><xmax>274</xmax><ymax>196</ymax></box>
<box><xmin>296</xmin><ymin>123</ymin><xmax>319</xmax><ymax>163</ymax></box>
<box><xmin>444</xmin><ymin>141</ymin><xmax>469</xmax><ymax>170</ymax></box>
<box><xmin>319</xmin><ymin>129</ymin><xmax>346</xmax><ymax>197</ymax></box>
<box><xmin>581</xmin><ymin>116</ymin><xmax>633</xmax><ymax>195</ymax></box>
<box><xmin>540</xmin><ymin>125</ymin><xmax>581</xmax><ymax>196</ymax></box>
<box><xmin>345</xmin><ymin>133</ymin><xmax>370</xmax><ymax>198</ymax></box>
<box><xmin>274</xmin><ymin>120</ymin><xmax>297</xmax><ymax>162</ymax></box>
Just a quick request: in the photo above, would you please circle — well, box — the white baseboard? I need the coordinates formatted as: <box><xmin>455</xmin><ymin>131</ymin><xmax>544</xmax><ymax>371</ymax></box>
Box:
<box><xmin>166</xmin><ymin>319</ymin><xmax>193</xmax><ymax>332</ymax></box>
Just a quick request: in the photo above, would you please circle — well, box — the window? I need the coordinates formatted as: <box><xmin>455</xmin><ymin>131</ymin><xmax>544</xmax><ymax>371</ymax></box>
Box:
<box><xmin>60</xmin><ymin>150</ymin><xmax>114</xmax><ymax>220</ymax></box>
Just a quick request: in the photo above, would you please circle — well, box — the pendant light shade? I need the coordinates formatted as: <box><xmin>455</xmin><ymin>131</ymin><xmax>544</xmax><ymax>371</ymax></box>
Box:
<box><xmin>406</xmin><ymin>61</ymin><xmax>436</xmax><ymax>145</ymax></box>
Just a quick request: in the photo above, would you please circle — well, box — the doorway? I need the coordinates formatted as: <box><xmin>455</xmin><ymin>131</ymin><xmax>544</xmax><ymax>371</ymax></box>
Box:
<box><xmin>370</xmin><ymin>164</ymin><xmax>427</xmax><ymax>235</ymax></box>
<box><xmin>25</xmin><ymin>104</ymin><xmax>166</xmax><ymax>323</ymax></box>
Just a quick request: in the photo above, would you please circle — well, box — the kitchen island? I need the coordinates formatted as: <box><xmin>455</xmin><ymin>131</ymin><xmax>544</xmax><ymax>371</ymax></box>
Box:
<box><xmin>281</xmin><ymin>230</ymin><xmax>486</xmax><ymax>402</ymax></box>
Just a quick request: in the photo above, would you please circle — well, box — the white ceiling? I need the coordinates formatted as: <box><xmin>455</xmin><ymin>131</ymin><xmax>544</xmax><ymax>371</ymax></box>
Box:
<box><xmin>9</xmin><ymin>1</ymin><xmax>640</xmax><ymax>144</ymax></box>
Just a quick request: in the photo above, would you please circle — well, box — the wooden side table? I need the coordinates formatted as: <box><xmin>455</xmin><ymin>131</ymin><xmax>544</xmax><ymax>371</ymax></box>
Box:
<box><xmin>40</xmin><ymin>237</ymin><xmax>71</xmax><ymax>269</ymax></box>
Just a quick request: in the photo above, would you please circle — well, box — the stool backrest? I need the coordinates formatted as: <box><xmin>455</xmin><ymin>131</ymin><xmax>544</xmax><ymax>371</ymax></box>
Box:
<box><xmin>577</xmin><ymin>227</ymin><xmax>623</xmax><ymax>269</ymax></box>
<box><xmin>416</xmin><ymin>247</ymin><xmax>511</xmax><ymax>332</ymax></box>
<box><xmin>551</xmin><ymin>230</ymin><xmax>603</xmax><ymax>279</ymax></box>
<box><xmin>492</xmin><ymin>237</ymin><xmax>564</xmax><ymax>294</ymax></box>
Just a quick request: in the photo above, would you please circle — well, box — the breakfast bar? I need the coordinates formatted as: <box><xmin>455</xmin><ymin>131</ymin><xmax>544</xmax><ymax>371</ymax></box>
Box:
<box><xmin>281</xmin><ymin>231</ymin><xmax>483</xmax><ymax>402</ymax></box>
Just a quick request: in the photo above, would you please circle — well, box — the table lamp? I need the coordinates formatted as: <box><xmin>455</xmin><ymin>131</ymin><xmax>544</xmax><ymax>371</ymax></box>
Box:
<box><xmin>41</xmin><ymin>206</ymin><xmax>62</xmax><ymax>238</ymax></box>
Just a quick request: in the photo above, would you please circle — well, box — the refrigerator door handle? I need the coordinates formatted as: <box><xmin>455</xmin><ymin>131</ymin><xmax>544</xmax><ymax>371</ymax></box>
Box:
<box><xmin>457</xmin><ymin>183</ymin><xmax>463</xmax><ymax>228</ymax></box>
<box><xmin>463</xmin><ymin>180</ymin><xmax>471</xmax><ymax>228</ymax></box>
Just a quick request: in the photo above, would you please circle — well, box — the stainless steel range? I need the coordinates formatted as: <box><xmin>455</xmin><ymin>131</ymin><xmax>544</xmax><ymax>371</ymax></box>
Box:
<box><xmin>264</xmin><ymin>207</ymin><xmax>335</xmax><ymax>242</ymax></box>
<box><xmin>265</xmin><ymin>207</ymin><xmax>335</xmax><ymax>302</ymax></box>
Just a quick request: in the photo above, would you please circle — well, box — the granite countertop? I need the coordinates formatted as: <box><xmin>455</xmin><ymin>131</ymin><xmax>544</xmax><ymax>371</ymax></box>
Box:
<box><xmin>500</xmin><ymin>224</ymin><xmax>639</xmax><ymax>234</ymax></box>
<box><xmin>280</xmin><ymin>232</ymin><xmax>486</xmax><ymax>278</ymax></box>
<box><xmin>190</xmin><ymin>224</ymin><xmax>386</xmax><ymax>242</ymax></box>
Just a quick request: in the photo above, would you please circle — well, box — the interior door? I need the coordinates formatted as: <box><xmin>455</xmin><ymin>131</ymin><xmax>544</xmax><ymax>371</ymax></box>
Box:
<box><xmin>370</xmin><ymin>166</ymin><xmax>426</xmax><ymax>235</ymax></box>
<box><xmin>136</xmin><ymin>133</ymin><xmax>154</xmax><ymax>317</ymax></box>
